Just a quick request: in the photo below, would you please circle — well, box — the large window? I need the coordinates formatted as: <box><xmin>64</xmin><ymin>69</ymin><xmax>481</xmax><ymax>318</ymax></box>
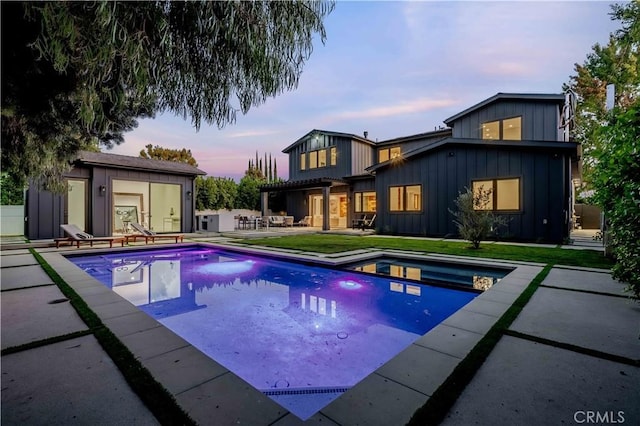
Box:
<box><xmin>354</xmin><ymin>191</ymin><xmax>376</xmax><ymax>213</ymax></box>
<box><xmin>472</xmin><ymin>178</ymin><xmax>520</xmax><ymax>211</ymax></box>
<box><xmin>318</xmin><ymin>149</ymin><xmax>327</xmax><ymax>167</ymax></box>
<box><xmin>482</xmin><ymin>116</ymin><xmax>521</xmax><ymax>140</ymax></box>
<box><xmin>379</xmin><ymin>146</ymin><xmax>401</xmax><ymax>163</ymax></box>
<box><xmin>309</xmin><ymin>151</ymin><xmax>318</xmax><ymax>169</ymax></box>
<box><xmin>66</xmin><ymin>179</ymin><xmax>87</xmax><ymax>231</ymax></box>
<box><xmin>389</xmin><ymin>185</ymin><xmax>421</xmax><ymax>212</ymax></box>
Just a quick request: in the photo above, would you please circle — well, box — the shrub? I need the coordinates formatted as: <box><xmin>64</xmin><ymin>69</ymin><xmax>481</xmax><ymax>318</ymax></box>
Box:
<box><xmin>449</xmin><ymin>186</ymin><xmax>507</xmax><ymax>249</ymax></box>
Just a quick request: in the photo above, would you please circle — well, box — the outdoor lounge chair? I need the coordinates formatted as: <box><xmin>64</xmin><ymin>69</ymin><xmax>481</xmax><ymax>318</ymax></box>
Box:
<box><xmin>57</xmin><ymin>224</ymin><xmax>126</xmax><ymax>248</ymax></box>
<box><xmin>352</xmin><ymin>214</ymin><xmax>368</xmax><ymax>229</ymax></box>
<box><xmin>127</xmin><ymin>222</ymin><xmax>184</xmax><ymax>244</ymax></box>
<box><xmin>293</xmin><ymin>216</ymin><xmax>312</xmax><ymax>227</ymax></box>
<box><xmin>360</xmin><ymin>214</ymin><xmax>376</xmax><ymax>230</ymax></box>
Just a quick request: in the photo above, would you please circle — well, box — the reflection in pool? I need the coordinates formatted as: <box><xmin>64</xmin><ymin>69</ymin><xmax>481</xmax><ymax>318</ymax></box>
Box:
<box><xmin>69</xmin><ymin>246</ymin><xmax>478</xmax><ymax>420</ymax></box>
<box><xmin>346</xmin><ymin>257</ymin><xmax>512</xmax><ymax>291</ymax></box>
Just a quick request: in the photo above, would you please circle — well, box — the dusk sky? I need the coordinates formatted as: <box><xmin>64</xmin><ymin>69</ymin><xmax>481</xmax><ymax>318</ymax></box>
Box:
<box><xmin>110</xmin><ymin>1</ymin><xmax>621</xmax><ymax>181</ymax></box>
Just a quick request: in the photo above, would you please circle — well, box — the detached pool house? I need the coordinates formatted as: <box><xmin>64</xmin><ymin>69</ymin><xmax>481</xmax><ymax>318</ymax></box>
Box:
<box><xmin>25</xmin><ymin>151</ymin><xmax>205</xmax><ymax>240</ymax></box>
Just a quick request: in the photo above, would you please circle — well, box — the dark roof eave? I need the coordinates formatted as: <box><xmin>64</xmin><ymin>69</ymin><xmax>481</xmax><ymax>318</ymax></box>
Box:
<box><xmin>77</xmin><ymin>151</ymin><xmax>206</xmax><ymax>176</ymax></box>
<box><xmin>366</xmin><ymin>138</ymin><xmax>579</xmax><ymax>173</ymax></box>
<box><xmin>260</xmin><ymin>177</ymin><xmax>348</xmax><ymax>192</ymax></box>
<box><xmin>282</xmin><ymin>129</ymin><xmax>376</xmax><ymax>153</ymax></box>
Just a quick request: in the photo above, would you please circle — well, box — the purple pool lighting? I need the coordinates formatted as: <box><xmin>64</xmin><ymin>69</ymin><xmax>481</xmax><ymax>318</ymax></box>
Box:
<box><xmin>68</xmin><ymin>246</ymin><xmax>478</xmax><ymax>420</ymax></box>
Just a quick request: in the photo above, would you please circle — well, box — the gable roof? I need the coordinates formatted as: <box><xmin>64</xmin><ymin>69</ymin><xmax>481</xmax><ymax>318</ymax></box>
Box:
<box><xmin>282</xmin><ymin>129</ymin><xmax>375</xmax><ymax>153</ymax></box>
<box><xmin>376</xmin><ymin>128</ymin><xmax>452</xmax><ymax>146</ymax></box>
<box><xmin>443</xmin><ymin>93</ymin><xmax>565</xmax><ymax>125</ymax></box>
<box><xmin>76</xmin><ymin>150</ymin><xmax>207</xmax><ymax>176</ymax></box>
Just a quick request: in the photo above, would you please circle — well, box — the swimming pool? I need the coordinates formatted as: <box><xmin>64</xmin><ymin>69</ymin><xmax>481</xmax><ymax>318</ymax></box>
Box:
<box><xmin>68</xmin><ymin>245</ymin><xmax>478</xmax><ymax>420</ymax></box>
<box><xmin>345</xmin><ymin>256</ymin><xmax>512</xmax><ymax>291</ymax></box>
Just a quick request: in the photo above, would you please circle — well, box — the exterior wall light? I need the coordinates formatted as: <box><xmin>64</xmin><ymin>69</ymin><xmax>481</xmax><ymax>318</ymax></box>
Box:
<box><xmin>99</xmin><ymin>185</ymin><xmax>107</xmax><ymax>194</ymax></box>
<box><xmin>186</xmin><ymin>190</ymin><xmax>192</xmax><ymax>199</ymax></box>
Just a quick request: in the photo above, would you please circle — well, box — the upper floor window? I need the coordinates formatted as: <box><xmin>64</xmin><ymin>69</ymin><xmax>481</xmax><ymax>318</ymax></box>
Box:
<box><xmin>389</xmin><ymin>185</ymin><xmax>421</xmax><ymax>212</ymax></box>
<box><xmin>472</xmin><ymin>178</ymin><xmax>520</xmax><ymax>211</ymax></box>
<box><xmin>318</xmin><ymin>149</ymin><xmax>327</xmax><ymax>167</ymax></box>
<box><xmin>301</xmin><ymin>146</ymin><xmax>336</xmax><ymax>170</ymax></box>
<box><xmin>354</xmin><ymin>191</ymin><xmax>376</xmax><ymax>213</ymax></box>
<box><xmin>482</xmin><ymin>116</ymin><xmax>521</xmax><ymax>141</ymax></box>
<box><xmin>379</xmin><ymin>146</ymin><xmax>401</xmax><ymax>163</ymax></box>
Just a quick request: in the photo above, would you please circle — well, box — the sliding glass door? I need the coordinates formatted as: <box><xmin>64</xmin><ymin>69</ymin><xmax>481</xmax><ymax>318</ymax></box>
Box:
<box><xmin>112</xmin><ymin>180</ymin><xmax>181</xmax><ymax>234</ymax></box>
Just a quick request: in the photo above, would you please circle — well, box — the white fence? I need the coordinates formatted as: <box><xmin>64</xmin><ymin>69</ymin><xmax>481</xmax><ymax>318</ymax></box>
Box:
<box><xmin>1</xmin><ymin>205</ymin><xmax>25</xmax><ymax>236</ymax></box>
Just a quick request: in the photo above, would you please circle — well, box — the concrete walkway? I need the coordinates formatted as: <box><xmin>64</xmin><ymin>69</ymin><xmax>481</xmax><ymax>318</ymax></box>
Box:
<box><xmin>1</xmin><ymin>237</ymin><xmax>636</xmax><ymax>425</ymax></box>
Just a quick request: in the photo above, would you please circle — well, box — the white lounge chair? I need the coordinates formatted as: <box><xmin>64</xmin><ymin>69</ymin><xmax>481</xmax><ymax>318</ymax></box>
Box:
<box><xmin>127</xmin><ymin>222</ymin><xmax>184</xmax><ymax>244</ymax></box>
<box><xmin>57</xmin><ymin>224</ymin><xmax>126</xmax><ymax>248</ymax></box>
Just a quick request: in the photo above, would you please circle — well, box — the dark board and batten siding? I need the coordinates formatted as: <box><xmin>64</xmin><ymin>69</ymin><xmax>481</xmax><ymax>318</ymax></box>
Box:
<box><xmin>27</xmin><ymin>165</ymin><xmax>197</xmax><ymax>240</ymax></box>
<box><xmin>288</xmin><ymin>135</ymin><xmax>366</xmax><ymax>181</ymax></box>
<box><xmin>375</xmin><ymin>145</ymin><xmax>571</xmax><ymax>243</ymax></box>
<box><xmin>451</xmin><ymin>99</ymin><xmax>561</xmax><ymax>141</ymax></box>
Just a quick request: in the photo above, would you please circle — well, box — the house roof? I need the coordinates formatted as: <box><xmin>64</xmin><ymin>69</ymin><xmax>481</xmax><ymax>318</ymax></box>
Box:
<box><xmin>282</xmin><ymin>129</ymin><xmax>375</xmax><ymax>153</ymax></box>
<box><xmin>76</xmin><ymin>150</ymin><xmax>207</xmax><ymax>176</ymax></box>
<box><xmin>376</xmin><ymin>128</ymin><xmax>452</xmax><ymax>146</ymax></box>
<box><xmin>260</xmin><ymin>177</ymin><xmax>349</xmax><ymax>192</ymax></box>
<box><xmin>366</xmin><ymin>137</ymin><xmax>579</xmax><ymax>173</ymax></box>
<box><xmin>443</xmin><ymin>93</ymin><xmax>565</xmax><ymax>125</ymax></box>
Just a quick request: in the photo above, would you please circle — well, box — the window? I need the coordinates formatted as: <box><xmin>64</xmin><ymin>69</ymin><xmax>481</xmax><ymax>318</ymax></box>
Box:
<box><xmin>330</xmin><ymin>147</ymin><xmax>337</xmax><ymax>166</ymax></box>
<box><xmin>472</xmin><ymin>178</ymin><xmax>520</xmax><ymax>211</ymax></box>
<box><xmin>390</xmin><ymin>147</ymin><xmax>401</xmax><ymax>159</ymax></box>
<box><xmin>482</xmin><ymin>116</ymin><xmax>521</xmax><ymax>140</ymax></box>
<box><xmin>354</xmin><ymin>191</ymin><xmax>376</xmax><ymax>212</ymax></box>
<box><xmin>389</xmin><ymin>185</ymin><xmax>421</xmax><ymax>212</ymax></box>
<box><xmin>309</xmin><ymin>151</ymin><xmax>318</xmax><ymax>168</ymax></box>
<box><xmin>318</xmin><ymin>149</ymin><xmax>327</xmax><ymax>167</ymax></box>
<box><xmin>378</xmin><ymin>146</ymin><xmax>401</xmax><ymax>163</ymax></box>
<box><xmin>300</xmin><ymin>153</ymin><xmax>306</xmax><ymax>170</ymax></box>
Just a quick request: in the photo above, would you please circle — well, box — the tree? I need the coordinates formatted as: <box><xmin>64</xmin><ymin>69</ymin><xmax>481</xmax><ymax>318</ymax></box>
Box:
<box><xmin>1</xmin><ymin>1</ymin><xmax>335</xmax><ymax>189</ymax></box>
<box><xmin>195</xmin><ymin>176</ymin><xmax>237</xmax><ymax>211</ymax></box>
<box><xmin>0</xmin><ymin>173</ymin><xmax>25</xmax><ymax>205</ymax></box>
<box><xmin>140</xmin><ymin>144</ymin><xmax>198</xmax><ymax>166</ymax></box>
<box><xmin>449</xmin><ymin>186</ymin><xmax>507</xmax><ymax>249</ymax></box>
<box><xmin>592</xmin><ymin>102</ymin><xmax>640</xmax><ymax>297</ymax></box>
<box><xmin>563</xmin><ymin>2</ymin><xmax>640</xmax><ymax>188</ymax></box>
<box><xmin>235</xmin><ymin>175</ymin><xmax>262</xmax><ymax>211</ymax></box>
<box><xmin>568</xmin><ymin>1</ymin><xmax>639</xmax><ymax>297</ymax></box>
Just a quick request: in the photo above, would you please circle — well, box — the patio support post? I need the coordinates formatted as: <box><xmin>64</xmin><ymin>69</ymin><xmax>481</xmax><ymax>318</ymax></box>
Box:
<box><xmin>261</xmin><ymin>191</ymin><xmax>269</xmax><ymax>217</ymax></box>
<box><xmin>322</xmin><ymin>186</ymin><xmax>330</xmax><ymax>231</ymax></box>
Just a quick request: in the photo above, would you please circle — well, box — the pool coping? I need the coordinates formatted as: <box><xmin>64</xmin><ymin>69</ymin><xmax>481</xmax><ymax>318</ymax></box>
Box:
<box><xmin>39</xmin><ymin>242</ymin><xmax>542</xmax><ymax>425</ymax></box>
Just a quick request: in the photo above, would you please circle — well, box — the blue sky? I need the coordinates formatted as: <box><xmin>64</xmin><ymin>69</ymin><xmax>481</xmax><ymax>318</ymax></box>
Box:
<box><xmin>111</xmin><ymin>1</ymin><xmax>621</xmax><ymax>181</ymax></box>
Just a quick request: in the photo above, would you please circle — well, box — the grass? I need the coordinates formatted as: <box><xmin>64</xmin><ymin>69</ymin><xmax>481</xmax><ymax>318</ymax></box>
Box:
<box><xmin>238</xmin><ymin>234</ymin><xmax>613</xmax><ymax>269</ymax></box>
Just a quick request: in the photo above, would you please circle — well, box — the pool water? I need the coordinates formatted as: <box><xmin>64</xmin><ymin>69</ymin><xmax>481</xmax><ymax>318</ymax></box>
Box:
<box><xmin>346</xmin><ymin>257</ymin><xmax>511</xmax><ymax>291</ymax></box>
<box><xmin>69</xmin><ymin>246</ymin><xmax>478</xmax><ymax>420</ymax></box>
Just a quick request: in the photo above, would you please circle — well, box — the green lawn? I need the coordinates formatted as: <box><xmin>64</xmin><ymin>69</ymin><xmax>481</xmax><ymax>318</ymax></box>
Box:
<box><xmin>238</xmin><ymin>234</ymin><xmax>612</xmax><ymax>269</ymax></box>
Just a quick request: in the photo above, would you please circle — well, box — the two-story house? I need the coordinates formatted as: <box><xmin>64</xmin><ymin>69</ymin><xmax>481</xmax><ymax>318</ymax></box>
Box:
<box><xmin>261</xmin><ymin>93</ymin><xmax>579</xmax><ymax>243</ymax></box>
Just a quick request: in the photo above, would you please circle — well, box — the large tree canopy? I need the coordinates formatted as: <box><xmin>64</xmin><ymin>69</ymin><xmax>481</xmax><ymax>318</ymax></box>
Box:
<box><xmin>1</xmin><ymin>0</ymin><xmax>334</xmax><ymax>190</ymax></box>
<box><xmin>563</xmin><ymin>2</ymin><xmax>639</xmax><ymax>188</ymax></box>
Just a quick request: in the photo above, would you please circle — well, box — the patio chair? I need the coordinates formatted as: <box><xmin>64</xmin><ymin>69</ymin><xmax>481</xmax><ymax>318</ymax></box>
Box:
<box><xmin>352</xmin><ymin>214</ymin><xmax>368</xmax><ymax>229</ymax></box>
<box><xmin>360</xmin><ymin>214</ymin><xmax>376</xmax><ymax>230</ymax></box>
<box><xmin>57</xmin><ymin>224</ymin><xmax>126</xmax><ymax>248</ymax></box>
<box><xmin>293</xmin><ymin>216</ymin><xmax>312</xmax><ymax>227</ymax></box>
<box><xmin>127</xmin><ymin>222</ymin><xmax>185</xmax><ymax>244</ymax></box>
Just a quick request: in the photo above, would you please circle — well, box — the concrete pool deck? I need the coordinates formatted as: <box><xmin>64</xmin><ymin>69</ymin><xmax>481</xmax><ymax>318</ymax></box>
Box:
<box><xmin>1</xmin><ymin>239</ymin><xmax>638</xmax><ymax>425</ymax></box>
